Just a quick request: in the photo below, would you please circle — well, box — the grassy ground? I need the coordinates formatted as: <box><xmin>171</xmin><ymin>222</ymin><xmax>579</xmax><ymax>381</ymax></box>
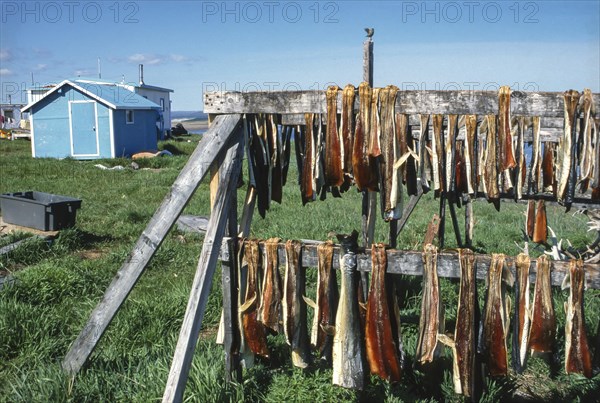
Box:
<box><xmin>0</xmin><ymin>136</ymin><xmax>598</xmax><ymax>402</ymax></box>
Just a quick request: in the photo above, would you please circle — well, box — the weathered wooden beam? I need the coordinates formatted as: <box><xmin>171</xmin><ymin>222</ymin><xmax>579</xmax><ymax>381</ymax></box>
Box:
<box><xmin>361</xmin><ymin>37</ymin><xmax>375</xmax><ymax>301</ymax></box>
<box><xmin>62</xmin><ymin>114</ymin><xmax>243</xmax><ymax>374</ymax></box>
<box><xmin>219</xmin><ymin>241</ymin><xmax>600</xmax><ymax>289</ymax></box>
<box><xmin>221</xmin><ymin>159</ymin><xmax>241</xmax><ymax>382</ymax></box>
<box><xmin>204</xmin><ymin>90</ymin><xmax>600</xmax><ymax>118</ymax></box>
<box><xmin>162</xmin><ymin>135</ymin><xmax>244</xmax><ymax>403</ymax></box>
<box><xmin>473</xmin><ymin>192</ymin><xmax>600</xmax><ymax>209</ymax></box>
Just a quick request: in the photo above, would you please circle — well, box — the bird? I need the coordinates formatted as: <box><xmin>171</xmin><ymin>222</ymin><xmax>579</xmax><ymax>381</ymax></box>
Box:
<box><xmin>364</xmin><ymin>28</ymin><xmax>374</xmax><ymax>38</ymax></box>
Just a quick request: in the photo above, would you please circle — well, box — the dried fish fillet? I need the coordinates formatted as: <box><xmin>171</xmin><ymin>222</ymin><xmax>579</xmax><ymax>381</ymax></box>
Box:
<box><xmin>332</xmin><ymin>231</ymin><xmax>366</xmax><ymax>389</ymax></box>
<box><xmin>529</xmin><ymin>255</ymin><xmax>555</xmax><ymax>355</ymax></box>
<box><xmin>365</xmin><ymin>243</ymin><xmax>403</xmax><ymax>382</ymax></box>
<box><xmin>416</xmin><ymin>244</ymin><xmax>444</xmax><ymax>363</ymax></box>
<box><xmin>562</xmin><ymin>259</ymin><xmax>592</xmax><ymax>378</ymax></box>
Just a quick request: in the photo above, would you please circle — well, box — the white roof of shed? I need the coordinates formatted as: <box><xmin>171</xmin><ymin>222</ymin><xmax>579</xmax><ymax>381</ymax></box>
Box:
<box><xmin>22</xmin><ymin>80</ymin><xmax>162</xmax><ymax>112</ymax></box>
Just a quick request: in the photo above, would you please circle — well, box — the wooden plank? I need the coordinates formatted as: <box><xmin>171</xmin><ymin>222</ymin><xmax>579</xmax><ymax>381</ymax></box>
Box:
<box><xmin>360</xmin><ymin>37</ymin><xmax>375</xmax><ymax>300</ymax></box>
<box><xmin>473</xmin><ymin>192</ymin><xmax>600</xmax><ymax>209</ymax></box>
<box><xmin>0</xmin><ymin>236</ymin><xmax>43</xmax><ymax>256</ymax></box>
<box><xmin>221</xmin><ymin>160</ymin><xmax>241</xmax><ymax>382</ymax></box>
<box><xmin>219</xmin><ymin>241</ymin><xmax>600</xmax><ymax>289</ymax></box>
<box><xmin>204</xmin><ymin>90</ymin><xmax>600</xmax><ymax>118</ymax></box>
<box><xmin>176</xmin><ymin>215</ymin><xmax>209</xmax><ymax>234</ymax></box>
<box><xmin>162</xmin><ymin>135</ymin><xmax>244</xmax><ymax>403</ymax></box>
<box><xmin>395</xmin><ymin>188</ymin><xmax>424</xmax><ymax>236</ymax></box>
<box><xmin>62</xmin><ymin>114</ymin><xmax>243</xmax><ymax>374</ymax></box>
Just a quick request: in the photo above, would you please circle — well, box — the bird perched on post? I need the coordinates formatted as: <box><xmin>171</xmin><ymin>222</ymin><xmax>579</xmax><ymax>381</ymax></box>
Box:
<box><xmin>364</xmin><ymin>28</ymin><xmax>374</xmax><ymax>38</ymax></box>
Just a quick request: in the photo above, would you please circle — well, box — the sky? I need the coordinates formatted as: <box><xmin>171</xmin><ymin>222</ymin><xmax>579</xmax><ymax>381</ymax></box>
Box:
<box><xmin>1</xmin><ymin>0</ymin><xmax>599</xmax><ymax>111</ymax></box>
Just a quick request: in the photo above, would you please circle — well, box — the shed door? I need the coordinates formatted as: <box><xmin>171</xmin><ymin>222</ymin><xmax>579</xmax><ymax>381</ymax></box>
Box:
<box><xmin>70</xmin><ymin>101</ymin><xmax>99</xmax><ymax>156</ymax></box>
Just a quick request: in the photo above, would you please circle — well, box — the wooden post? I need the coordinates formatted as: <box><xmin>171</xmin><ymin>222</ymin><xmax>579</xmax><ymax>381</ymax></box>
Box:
<box><xmin>464</xmin><ymin>195</ymin><xmax>474</xmax><ymax>248</ymax></box>
<box><xmin>361</xmin><ymin>36</ymin><xmax>375</xmax><ymax>300</ymax></box>
<box><xmin>222</xmin><ymin>157</ymin><xmax>241</xmax><ymax>382</ymax></box>
<box><xmin>62</xmin><ymin>114</ymin><xmax>243</xmax><ymax>374</ymax></box>
<box><xmin>395</xmin><ymin>188</ymin><xmax>424</xmax><ymax>236</ymax></box>
<box><xmin>162</xmin><ymin>135</ymin><xmax>244</xmax><ymax>403</ymax></box>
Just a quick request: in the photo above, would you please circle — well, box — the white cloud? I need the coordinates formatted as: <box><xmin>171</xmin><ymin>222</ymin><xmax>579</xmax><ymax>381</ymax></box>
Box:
<box><xmin>170</xmin><ymin>54</ymin><xmax>188</xmax><ymax>62</ymax></box>
<box><xmin>0</xmin><ymin>49</ymin><xmax>10</xmax><ymax>61</ymax></box>
<box><xmin>0</xmin><ymin>68</ymin><xmax>13</xmax><ymax>76</ymax></box>
<box><xmin>34</xmin><ymin>64</ymin><xmax>47</xmax><ymax>71</ymax></box>
<box><xmin>128</xmin><ymin>53</ymin><xmax>164</xmax><ymax>65</ymax></box>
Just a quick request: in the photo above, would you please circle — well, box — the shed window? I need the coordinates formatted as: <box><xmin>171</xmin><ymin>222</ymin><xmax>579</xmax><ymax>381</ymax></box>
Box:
<box><xmin>126</xmin><ymin>110</ymin><xmax>134</xmax><ymax>124</ymax></box>
<box><xmin>160</xmin><ymin>98</ymin><xmax>165</xmax><ymax>111</ymax></box>
<box><xmin>3</xmin><ymin>109</ymin><xmax>14</xmax><ymax>119</ymax></box>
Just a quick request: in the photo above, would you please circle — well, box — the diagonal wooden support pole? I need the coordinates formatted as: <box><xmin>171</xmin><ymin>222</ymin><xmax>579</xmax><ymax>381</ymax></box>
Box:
<box><xmin>62</xmin><ymin>114</ymin><xmax>243</xmax><ymax>374</ymax></box>
<box><xmin>162</xmin><ymin>135</ymin><xmax>244</xmax><ymax>403</ymax></box>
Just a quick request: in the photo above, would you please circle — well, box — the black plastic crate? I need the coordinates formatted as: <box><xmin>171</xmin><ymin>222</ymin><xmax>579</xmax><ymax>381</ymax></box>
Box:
<box><xmin>0</xmin><ymin>191</ymin><xmax>82</xmax><ymax>231</ymax></box>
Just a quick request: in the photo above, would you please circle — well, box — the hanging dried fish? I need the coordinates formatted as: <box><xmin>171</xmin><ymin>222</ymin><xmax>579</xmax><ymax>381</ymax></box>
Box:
<box><xmin>432</xmin><ymin>114</ymin><xmax>444</xmax><ymax>193</ymax></box>
<box><xmin>399</xmin><ymin>113</ymin><xmax>418</xmax><ymax>196</ymax></box>
<box><xmin>416</xmin><ymin>244</ymin><xmax>444</xmax><ymax>364</ymax></box>
<box><xmin>526</xmin><ymin>200</ymin><xmax>535</xmax><ymax>239</ymax></box>
<box><xmin>529</xmin><ymin>116</ymin><xmax>542</xmax><ymax>194</ymax></box>
<box><xmin>236</xmin><ymin>239</ymin><xmax>255</xmax><ymax>368</ymax></box>
<box><xmin>578</xmin><ymin>89</ymin><xmax>594</xmax><ymax>193</ymax></box>
<box><xmin>294</xmin><ymin>125</ymin><xmax>305</xmax><ymax>186</ymax></box>
<box><xmin>314</xmin><ymin>114</ymin><xmax>326</xmax><ymax>199</ymax></box>
<box><xmin>309</xmin><ymin>240</ymin><xmax>338</xmax><ymax>362</ymax></box>
<box><xmin>332</xmin><ymin>231</ymin><xmax>366</xmax><ymax>390</ymax></box>
<box><xmin>281</xmin><ymin>125</ymin><xmax>292</xmax><ymax>187</ymax></box>
<box><xmin>558</xmin><ymin>90</ymin><xmax>580</xmax><ymax>206</ymax></box>
<box><xmin>529</xmin><ymin>255</ymin><xmax>555</xmax><ymax>355</ymax></box>
<box><xmin>455</xmin><ymin>141</ymin><xmax>467</xmax><ymax>194</ymax></box>
<box><xmin>512</xmin><ymin>253</ymin><xmax>531</xmax><ymax>373</ymax></box>
<box><xmin>418</xmin><ymin>114</ymin><xmax>431</xmax><ymax>193</ymax></box>
<box><xmin>240</xmin><ymin>239</ymin><xmax>270</xmax><ymax>358</ymax></box>
<box><xmin>258</xmin><ymin>237</ymin><xmax>283</xmax><ymax>333</ymax></box>
<box><xmin>301</xmin><ymin>113</ymin><xmax>316</xmax><ymax>204</ymax></box>
<box><xmin>325</xmin><ymin>85</ymin><xmax>344</xmax><ymax>188</ymax></box>
<box><xmin>268</xmin><ymin>114</ymin><xmax>283</xmax><ymax>204</ymax></box>
<box><xmin>341</xmin><ymin>84</ymin><xmax>356</xmax><ymax>182</ymax></box>
<box><xmin>438</xmin><ymin>249</ymin><xmax>478</xmax><ymax>398</ymax></box>
<box><xmin>250</xmin><ymin>114</ymin><xmax>271</xmax><ymax>218</ymax></box>
<box><xmin>479</xmin><ymin>253</ymin><xmax>513</xmax><ymax>377</ymax></box>
<box><xmin>464</xmin><ymin>115</ymin><xmax>477</xmax><ymax>195</ymax></box>
<box><xmin>562</xmin><ymin>259</ymin><xmax>592</xmax><ymax>378</ymax></box>
<box><xmin>498</xmin><ymin>86</ymin><xmax>516</xmax><ymax>171</ymax></box>
<box><xmin>542</xmin><ymin>142</ymin><xmax>555</xmax><ymax>194</ymax></box>
<box><xmin>513</xmin><ymin>117</ymin><xmax>527</xmax><ymax>200</ymax></box>
<box><xmin>484</xmin><ymin>114</ymin><xmax>500</xmax><ymax>209</ymax></box>
<box><xmin>532</xmin><ymin>200</ymin><xmax>547</xmax><ymax>244</ymax></box>
<box><xmin>379</xmin><ymin>86</ymin><xmax>402</xmax><ymax>220</ymax></box>
<box><xmin>353</xmin><ymin>82</ymin><xmax>379</xmax><ymax>191</ymax></box>
<box><xmin>365</xmin><ymin>243</ymin><xmax>403</xmax><ymax>382</ymax></box>
<box><xmin>445</xmin><ymin>115</ymin><xmax>459</xmax><ymax>196</ymax></box>
<box><xmin>369</xmin><ymin>88</ymin><xmax>382</xmax><ymax>157</ymax></box>
<box><xmin>283</xmin><ymin>240</ymin><xmax>311</xmax><ymax>368</ymax></box>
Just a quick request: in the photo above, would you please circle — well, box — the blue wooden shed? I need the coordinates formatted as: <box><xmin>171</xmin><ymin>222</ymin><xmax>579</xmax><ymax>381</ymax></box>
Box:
<box><xmin>21</xmin><ymin>79</ymin><xmax>162</xmax><ymax>159</ymax></box>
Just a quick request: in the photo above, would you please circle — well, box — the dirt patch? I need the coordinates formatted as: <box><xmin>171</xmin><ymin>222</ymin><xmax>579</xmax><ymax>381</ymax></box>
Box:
<box><xmin>77</xmin><ymin>249</ymin><xmax>105</xmax><ymax>260</ymax></box>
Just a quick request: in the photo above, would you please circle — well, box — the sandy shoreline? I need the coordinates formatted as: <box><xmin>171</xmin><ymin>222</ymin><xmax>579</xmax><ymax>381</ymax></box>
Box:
<box><xmin>173</xmin><ymin>118</ymin><xmax>208</xmax><ymax>134</ymax></box>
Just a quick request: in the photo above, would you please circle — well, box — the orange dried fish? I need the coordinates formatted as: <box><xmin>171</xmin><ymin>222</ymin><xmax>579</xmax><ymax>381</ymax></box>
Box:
<box><xmin>528</xmin><ymin>255</ymin><xmax>555</xmax><ymax>355</ymax></box>
<box><xmin>532</xmin><ymin>200</ymin><xmax>547</xmax><ymax>244</ymax></box>
<box><xmin>325</xmin><ymin>85</ymin><xmax>343</xmax><ymax>187</ymax></box>
<box><xmin>365</xmin><ymin>244</ymin><xmax>403</xmax><ymax>382</ymax></box>
<box><xmin>562</xmin><ymin>259</ymin><xmax>592</xmax><ymax>378</ymax></box>
<box><xmin>352</xmin><ymin>82</ymin><xmax>379</xmax><ymax>191</ymax></box>
<box><xmin>240</xmin><ymin>239</ymin><xmax>270</xmax><ymax>358</ymax></box>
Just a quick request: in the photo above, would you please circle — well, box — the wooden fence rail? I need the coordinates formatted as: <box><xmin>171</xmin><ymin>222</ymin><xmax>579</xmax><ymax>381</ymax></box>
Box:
<box><xmin>220</xmin><ymin>239</ymin><xmax>600</xmax><ymax>289</ymax></box>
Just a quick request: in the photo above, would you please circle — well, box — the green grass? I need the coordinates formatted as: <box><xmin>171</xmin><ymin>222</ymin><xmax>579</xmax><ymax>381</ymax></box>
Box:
<box><xmin>1</xmin><ymin>137</ymin><xmax>598</xmax><ymax>402</ymax></box>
